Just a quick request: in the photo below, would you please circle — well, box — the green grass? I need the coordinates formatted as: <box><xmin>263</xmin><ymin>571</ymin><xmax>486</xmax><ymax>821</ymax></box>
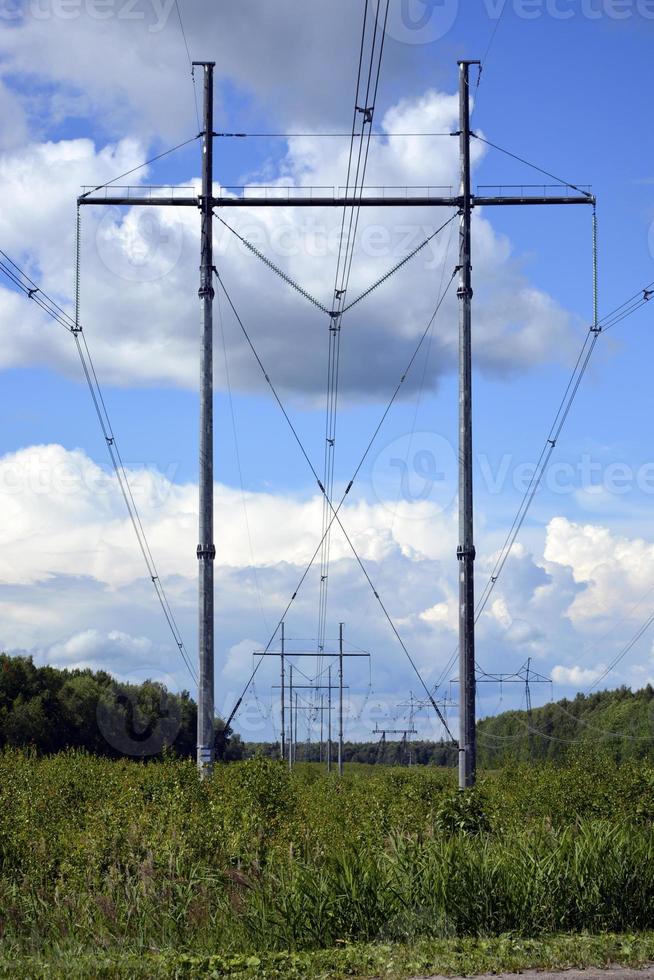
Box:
<box><xmin>3</xmin><ymin>933</ymin><xmax>654</xmax><ymax>978</ymax></box>
<box><xmin>3</xmin><ymin>749</ymin><xmax>654</xmax><ymax>971</ymax></box>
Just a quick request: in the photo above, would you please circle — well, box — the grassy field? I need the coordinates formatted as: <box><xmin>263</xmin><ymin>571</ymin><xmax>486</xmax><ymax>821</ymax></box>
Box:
<box><xmin>2</xmin><ymin>750</ymin><xmax>654</xmax><ymax>976</ymax></box>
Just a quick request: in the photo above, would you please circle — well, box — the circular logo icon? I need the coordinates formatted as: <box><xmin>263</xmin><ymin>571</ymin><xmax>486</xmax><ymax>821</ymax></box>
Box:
<box><xmin>0</xmin><ymin>0</ymin><xmax>21</xmax><ymax>22</ymax></box>
<box><xmin>371</xmin><ymin>430</ymin><xmax>457</xmax><ymax>516</ymax></box>
<box><xmin>97</xmin><ymin>667</ymin><xmax>183</xmax><ymax>757</ymax></box>
<box><xmin>95</xmin><ymin>206</ymin><xmax>184</xmax><ymax>282</ymax></box>
<box><xmin>378</xmin><ymin>0</ymin><xmax>459</xmax><ymax>45</ymax></box>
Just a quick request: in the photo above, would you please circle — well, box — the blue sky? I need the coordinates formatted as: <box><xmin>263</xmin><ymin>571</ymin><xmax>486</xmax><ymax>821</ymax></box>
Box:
<box><xmin>1</xmin><ymin>0</ymin><xmax>653</xmax><ymax>746</ymax></box>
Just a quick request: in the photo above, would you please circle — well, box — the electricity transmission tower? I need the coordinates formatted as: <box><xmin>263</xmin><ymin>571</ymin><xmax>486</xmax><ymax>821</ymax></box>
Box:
<box><xmin>254</xmin><ymin>623</ymin><xmax>368</xmax><ymax>775</ymax></box>
<box><xmin>78</xmin><ymin>59</ymin><xmax>594</xmax><ymax>784</ymax></box>
<box><xmin>373</xmin><ymin>725</ymin><xmax>418</xmax><ymax>766</ymax></box>
<box><xmin>467</xmin><ymin>657</ymin><xmax>552</xmax><ymax>760</ymax></box>
<box><xmin>271</xmin><ymin>678</ymin><xmax>349</xmax><ymax>771</ymax></box>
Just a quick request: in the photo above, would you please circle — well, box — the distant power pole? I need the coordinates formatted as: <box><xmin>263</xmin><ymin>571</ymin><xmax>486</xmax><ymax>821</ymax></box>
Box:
<box><xmin>457</xmin><ymin>60</ymin><xmax>479</xmax><ymax>791</ymax></box>
<box><xmin>327</xmin><ymin>665</ymin><xmax>332</xmax><ymax>773</ymax></box>
<box><xmin>280</xmin><ymin>621</ymin><xmax>286</xmax><ymax>762</ymax></box>
<box><xmin>294</xmin><ymin>691</ymin><xmax>298</xmax><ymax>764</ymax></box>
<box><xmin>320</xmin><ymin>693</ymin><xmax>324</xmax><ymax>762</ymax></box>
<box><xmin>338</xmin><ymin>622</ymin><xmax>344</xmax><ymax>776</ymax></box>
<box><xmin>288</xmin><ymin>663</ymin><xmax>294</xmax><ymax>772</ymax></box>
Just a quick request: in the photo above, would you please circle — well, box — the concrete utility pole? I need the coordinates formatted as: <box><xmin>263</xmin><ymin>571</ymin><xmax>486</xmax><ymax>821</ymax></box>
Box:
<box><xmin>255</xmin><ymin>641</ymin><xmax>367</xmax><ymax>774</ymax></box>
<box><xmin>320</xmin><ymin>693</ymin><xmax>324</xmax><ymax>762</ymax></box>
<box><xmin>457</xmin><ymin>60</ymin><xmax>479</xmax><ymax>791</ymax></box>
<box><xmin>294</xmin><ymin>692</ymin><xmax>298</xmax><ymax>764</ymax></box>
<box><xmin>327</xmin><ymin>665</ymin><xmax>332</xmax><ymax>772</ymax></box>
<box><xmin>288</xmin><ymin>663</ymin><xmax>293</xmax><ymax>771</ymax></box>
<box><xmin>272</xmin><ymin>679</ymin><xmax>347</xmax><ymax>769</ymax></box>
<box><xmin>194</xmin><ymin>61</ymin><xmax>217</xmax><ymax>778</ymax></box>
<box><xmin>280</xmin><ymin>621</ymin><xmax>286</xmax><ymax>762</ymax></box>
<box><xmin>338</xmin><ymin>622</ymin><xmax>344</xmax><ymax>776</ymax></box>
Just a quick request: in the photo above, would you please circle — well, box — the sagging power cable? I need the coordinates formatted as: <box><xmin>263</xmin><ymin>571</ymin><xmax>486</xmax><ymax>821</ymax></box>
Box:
<box><xmin>214</xmin><ymin>215</ymin><xmax>331</xmax><ymax>315</ymax></box>
<box><xmin>0</xmin><ymin>232</ymin><xmax>197</xmax><ymax>685</ymax></box>
<box><xmin>471</xmin><ymin>133</ymin><xmax>592</xmax><ymax>199</ymax></box>
<box><xmin>215</xmin><ymin>211</ymin><xmax>458</xmax><ymax>321</ymax></box>
<box><xmin>172</xmin><ymin>0</ymin><xmax>201</xmax><ymax>131</ymax></box>
<box><xmin>433</xmin><ymin>272</ymin><xmax>654</xmax><ymax>697</ymax></box>
<box><xmin>317</xmin><ymin>0</ymin><xmax>390</xmax><ymax>675</ymax></box>
<box><xmin>78</xmin><ymin>134</ymin><xmax>201</xmax><ymax>200</ymax></box>
<box><xmin>216</xmin><ymin>264</ymin><xmax>458</xmax><ymax>738</ymax></box>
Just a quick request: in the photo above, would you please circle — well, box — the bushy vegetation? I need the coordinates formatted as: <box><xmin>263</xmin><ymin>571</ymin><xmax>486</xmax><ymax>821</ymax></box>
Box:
<box><xmin>7</xmin><ymin>655</ymin><xmax>654</xmax><ymax>773</ymax></box>
<box><xmin>2</xmin><ymin>750</ymin><xmax>654</xmax><ymax>969</ymax></box>
<box><xmin>247</xmin><ymin>738</ymin><xmax>457</xmax><ymax>766</ymax></box>
<box><xmin>0</xmin><ymin>655</ymin><xmax>244</xmax><ymax>761</ymax></box>
<box><xmin>478</xmin><ymin>684</ymin><xmax>654</xmax><ymax>765</ymax></box>
<box><xmin>245</xmin><ymin>686</ymin><xmax>654</xmax><ymax>767</ymax></box>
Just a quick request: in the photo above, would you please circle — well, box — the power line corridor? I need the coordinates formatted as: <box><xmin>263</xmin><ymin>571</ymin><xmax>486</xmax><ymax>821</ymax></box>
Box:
<box><xmin>2</xmin><ymin>35</ymin><xmax>653</xmax><ymax>781</ymax></box>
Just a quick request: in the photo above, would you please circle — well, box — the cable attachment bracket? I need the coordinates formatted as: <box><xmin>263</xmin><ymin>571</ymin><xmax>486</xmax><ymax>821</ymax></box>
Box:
<box><xmin>198</xmin><ymin>277</ymin><xmax>215</xmax><ymax>301</ymax></box>
<box><xmin>457</xmin><ymin>545</ymin><xmax>476</xmax><ymax>561</ymax></box>
<box><xmin>356</xmin><ymin>105</ymin><xmax>374</xmax><ymax>124</ymax></box>
<box><xmin>197</xmin><ymin>544</ymin><xmax>216</xmax><ymax>560</ymax></box>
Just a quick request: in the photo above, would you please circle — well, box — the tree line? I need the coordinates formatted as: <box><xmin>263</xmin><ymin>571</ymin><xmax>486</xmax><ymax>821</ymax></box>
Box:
<box><xmin>0</xmin><ymin>654</ymin><xmax>244</xmax><ymax>760</ymax></box>
<box><xmin>3</xmin><ymin>653</ymin><xmax>653</xmax><ymax>766</ymax></box>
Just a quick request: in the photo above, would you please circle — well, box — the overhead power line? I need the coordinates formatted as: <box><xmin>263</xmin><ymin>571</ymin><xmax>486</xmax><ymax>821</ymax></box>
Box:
<box><xmin>79</xmin><ymin>134</ymin><xmax>201</xmax><ymax>200</ymax></box>
<box><xmin>214</xmin><ymin>216</ymin><xmax>331</xmax><ymax>315</ymax></box>
<box><xmin>0</xmin><ymin>239</ymin><xmax>197</xmax><ymax>686</ymax></box>
<box><xmin>433</xmin><ymin>272</ymin><xmax>654</xmax><ymax>697</ymax></box>
<box><xmin>215</xmin><ymin>211</ymin><xmax>458</xmax><ymax>320</ymax></box>
<box><xmin>317</xmin><ymin>0</ymin><xmax>391</xmax><ymax>675</ymax></box>
<box><xmin>216</xmin><ymin>262</ymin><xmax>458</xmax><ymax>740</ymax></box>
<box><xmin>588</xmin><ymin>611</ymin><xmax>654</xmax><ymax>694</ymax></box>
<box><xmin>471</xmin><ymin>133</ymin><xmax>593</xmax><ymax>198</ymax></box>
<box><xmin>173</xmin><ymin>0</ymin><xmax>201</xmax><ymax>131</ymax></box>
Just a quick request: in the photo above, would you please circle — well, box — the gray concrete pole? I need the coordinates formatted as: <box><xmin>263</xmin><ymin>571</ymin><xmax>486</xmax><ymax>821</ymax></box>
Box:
<box><xmin>457</xmin><ymin>61</ymin><xmax>480</xmax><ymax>790</ymax></box>
<box><xmin>288</xmin><ymin>663</ymin><xmax>293</xmax><ymax>772</ymax></box>
<box><xmin>280</xmin><ymin>622</ymin><xmax>285</xmax><ymax>762</ymax></box>
<box><xmin>338</xmin><ymin>622</ymin><xmax>344</xmax><ymax>776</ymax></box>
<box><xmin>327</xmin><ymin>665</ymin><xmax>332</xmax><ymax>773</ymax></box>
<box><xmin>294</xmin><ymin>692</ymin><xmax>298</xmax><ymax>764</ymax></box>
<box><xmin>194</xmin><ymin>61</ymin><xmax>216</xmax><ymax>778</ymax></box>
<box><xmin>320</xmin><ymin>693</ymin><xmax>324</xmax><ymax>763</ymax></box>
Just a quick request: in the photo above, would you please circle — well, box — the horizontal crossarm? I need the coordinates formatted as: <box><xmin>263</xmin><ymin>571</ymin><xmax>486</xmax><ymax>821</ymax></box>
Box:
<box><xmin>78</xmin><ymin>193</ymin><xmax>595</xmax><ymax>209</ymax></box>
<box><xmin>253</xmin><ymin>650</ymin><xmax>370</xmax><ymax>657</ymax></box>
